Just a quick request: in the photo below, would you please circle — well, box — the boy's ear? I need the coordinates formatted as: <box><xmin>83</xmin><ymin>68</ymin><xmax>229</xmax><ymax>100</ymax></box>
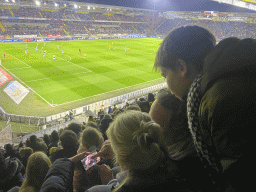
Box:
<box><xmin>177</xmin><ymin>59</ymin><xmax>188</xmax><ymax>77</ymax></box>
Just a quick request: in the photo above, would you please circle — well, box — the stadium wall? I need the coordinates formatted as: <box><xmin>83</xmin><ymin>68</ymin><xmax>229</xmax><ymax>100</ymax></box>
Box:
<box><xmin>0</xmin><ymin>82</ymin><xmax>167</xmax><ymax>125</ymax></box>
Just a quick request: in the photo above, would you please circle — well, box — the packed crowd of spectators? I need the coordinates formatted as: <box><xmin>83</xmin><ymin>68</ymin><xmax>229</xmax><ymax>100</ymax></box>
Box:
<box><xmin>155</xmin><ymin>18</ymin><xmax>256</xmax><ymax>40</ymax></box>
<box><xmin>0</xmin><ymin>22</ymin><xmax>255</xmax><ymax>192</ymax></box>
<box><xmin>0</xmin><ymin>92</ymin><xmax>157</xmax><ymax>192</ymax></box>
<box><xmin>0</xmin><ymin>7</ymin><xmax>255</xmax><ymax>192</ymax></box>
<box><xmin>0</xmin><ymin>6</ymin><xmax>153</xmax><ymax>37</ymax></box>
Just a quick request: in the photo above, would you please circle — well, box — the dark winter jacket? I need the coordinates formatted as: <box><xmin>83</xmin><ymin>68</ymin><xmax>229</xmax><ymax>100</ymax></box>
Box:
<box><xmin>197</xmin><ymin>37</ymin><xmax>256</xmax><ymax>190</ymax></box>
<box><xmin>0</xmin><ymin>157</ymin><xmax>24</xmax><ymax>192</ymax></box>
<box><xmin>40</xmin><ymin>158</ymin><xmax>75</xmax><ymax>192</ymax></box>
<box><xmin>39</xmin><ymin>155</ymin><xmax>212</xmax><ymax>192</ymax></box>
<box><xmin>49</xmin><ymin>146</ymin><xmax>78</xmax><ymax>163</ymax></box>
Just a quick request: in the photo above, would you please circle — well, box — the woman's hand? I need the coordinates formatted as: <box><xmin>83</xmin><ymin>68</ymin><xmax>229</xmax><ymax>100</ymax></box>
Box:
<box><xmin>69</xmin><ymin>151</ymin><xmax>90</xmax><ymax>163</ymax></box>
<box><xmin>91</xmin><ymin>140</ymin><xmax>113</xmax><ymax>160</ymax></box>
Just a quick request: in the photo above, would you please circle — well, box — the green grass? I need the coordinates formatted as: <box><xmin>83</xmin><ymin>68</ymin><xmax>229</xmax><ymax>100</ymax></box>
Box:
<box><xmin>0</xmin><ymin>38</ymin><xmax>164</xmax><ymax>116</ymax></box>
<box><xmin>0</xmin><ymin>120</ymin><xmax>38</xmax><ymax>133</ymax></box>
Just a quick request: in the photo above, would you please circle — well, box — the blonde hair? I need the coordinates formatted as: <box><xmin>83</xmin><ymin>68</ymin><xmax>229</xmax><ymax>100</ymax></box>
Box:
<box><xmin>20</xmin><ymin>152</ymin><xmax>52</xmax><ymax>192</ymax></box>
<box><xmin>106</xmin><ymin>111</ymin><xmax>167</xmax><ymax>191</ymax></box>
<box><xmin>79</xmin><ymin>127</ymin><xmax>103</xmax><ymax>151</ymax></box>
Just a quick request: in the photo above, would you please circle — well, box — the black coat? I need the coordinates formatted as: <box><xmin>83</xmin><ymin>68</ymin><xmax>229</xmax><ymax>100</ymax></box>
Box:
<box><xmin>40</xmin><ymin>158</ymin><xmax>75</xmax><ymax>192</ymax></box>
<box><xmin>49</xmin><ymin>146</ymin><xmax>78</xmax><ymax>163</ymax></box>
<box><xmin>0</xmin><ymin>157</ymin><xmax>24</xmax><ymax>192</ymax></box>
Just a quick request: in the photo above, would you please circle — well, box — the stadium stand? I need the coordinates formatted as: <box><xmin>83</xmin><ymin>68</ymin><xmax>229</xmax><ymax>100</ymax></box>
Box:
<box><xmin>2</xmin><ymin>0</ymin><xmax>256</xmax><ymax>191</ymax></box>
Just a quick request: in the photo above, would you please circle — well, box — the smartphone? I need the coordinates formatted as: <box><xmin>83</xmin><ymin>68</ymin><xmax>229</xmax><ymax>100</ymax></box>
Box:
<box><xmin>81</xmin><ymin>151</ymin><xmax>101</xmax><ymax>171</ymax></box>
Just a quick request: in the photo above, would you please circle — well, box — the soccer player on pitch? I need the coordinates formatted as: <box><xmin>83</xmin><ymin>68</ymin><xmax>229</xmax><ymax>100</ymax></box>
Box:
<box><xmin>43</xmin><ymin>52</ymin><xmax>45</xmax><ymax>58</ymax></box>
<box><xmin>4</xmin><ymin>52</ymin><xmax>5</xmax><ymax>58</ymax></box>
<box><xmin>84</xmin><ymin>53</ymin><xmax>86</xmax><ymax>58</ymax></box>
<box><xmin>52</xmin><ymin>55</ymin><xmax>56</xmax><ymax>60</ymax></box>
<box><xmin>25</xmin><ymin>50</ymin><xmax>27</xmax><ymax>55</ymax></box>
<box><xmin>62</xmin><ymin>50</ymin><xmax>64</xmax><ymax>55</ymax></box>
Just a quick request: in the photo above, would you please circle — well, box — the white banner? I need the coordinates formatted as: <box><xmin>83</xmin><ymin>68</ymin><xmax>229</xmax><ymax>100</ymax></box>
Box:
<box><xmin>14</xmin><ymin>35</ymin><xmax>37</xmax><ymax>38</ymax></box>
<box><xmin>0</xmin><ymin>124</ymin><xmax>12</xmax><ymax>147</ymax></box>
<box><xmin>4</xmin><ymin>81</ymin><xmax>30</xmax><ymax>104</ymax></box>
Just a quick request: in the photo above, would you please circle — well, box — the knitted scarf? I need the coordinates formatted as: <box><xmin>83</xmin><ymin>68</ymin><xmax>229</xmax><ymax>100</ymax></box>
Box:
<box><xmin>187</xmin><ymin>73</ymin><xmax>226</xmax><ymax>191</ymax></box>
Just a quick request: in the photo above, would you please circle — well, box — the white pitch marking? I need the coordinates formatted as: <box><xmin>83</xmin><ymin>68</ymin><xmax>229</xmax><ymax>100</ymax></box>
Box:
<box><xmin>0</xmin><ymin>64</ymin><xmax>52</xmax><ymax>106</ymax></box>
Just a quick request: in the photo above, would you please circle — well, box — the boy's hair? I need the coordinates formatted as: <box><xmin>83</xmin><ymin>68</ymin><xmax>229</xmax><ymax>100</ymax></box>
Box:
<box><xmin>154</xmin><ymin>25</ymin><xmax>216</xmax><ymax>72</ymax></box>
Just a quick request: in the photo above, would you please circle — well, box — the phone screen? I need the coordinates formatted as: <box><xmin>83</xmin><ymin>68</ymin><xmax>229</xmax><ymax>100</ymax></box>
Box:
<box><xmin>81</xmin><ymin>152</ymin><xmax>101</xmax><ymax>171</ymax></box>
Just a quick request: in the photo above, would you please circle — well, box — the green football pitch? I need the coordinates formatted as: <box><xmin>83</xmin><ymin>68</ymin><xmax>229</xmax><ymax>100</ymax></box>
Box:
<box><xmin>0</xmin><ymin>38</ymin><xmax>164</xmax><ymax>116</ymax></box>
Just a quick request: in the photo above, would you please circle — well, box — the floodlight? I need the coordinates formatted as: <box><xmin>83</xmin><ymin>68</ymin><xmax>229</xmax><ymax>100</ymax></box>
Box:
<box><xmin>12</xmin><ymin>0</ymin><xmax>15</xmax><ymax>2</ymax></box>
<box><xmin>5</xmin><ymin>0</ymin><xmax>9</xmax><ymax>2</ymax></box>
<box><xmin>93</xmin><ymin>7</ymin><xmax>95</xmax><ymax>10</ymax></box>
<box><xmin>88</xmin><ymin>6</ymin><xmax>90</xmax><ymax>10</ymax></box>
<box><xmin>79</xmin><ymin>6</ymin><xmax>80</xmax><ymax>8</ymax></box>
<box><xmin>74</xmin><ymin>4</ymin><xmax>78</xmax><ymax>8</ymax></box>
<box><xmin>35</xmin><ymin>1</ymin><xmax>40</xmax><ymax>6</ymax></box>
<box><xmin>64</xmin><ymin>4</ymin><xmax>66</xmax><ymax>6</ymax></box>
<box><xmin>55</xmin><ymin>3</ymin><xmax>58</xmax><ymax>7</ymax></box>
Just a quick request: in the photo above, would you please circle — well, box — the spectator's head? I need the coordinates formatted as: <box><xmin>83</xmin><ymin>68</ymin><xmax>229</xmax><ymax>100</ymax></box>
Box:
<box><xmin>19</xmin><ymin>147</ymin><xmax>33</xmax><ymax>159</ymax></box>
<box><xmin>113</xmin><ymin>109</ymin><xmax>122</xmax><ymax>119</ymax></box>
<box><xmin>149</xmin><ymin>88</ymin><xmax>189</xmax><ymax>146</ymax></box>
<box><xmin>124</xmin><ymin>104</ymin><xmax>141</xmax><ymax>112</ymax></box>
<box><xmin>5</xmin><ymin>143</ymin><xmax>13</xmax><ymax>154</ymax></box>
<box><xmin>19</xmin><ymin>141</ymin><xmax>24</xmax><ymax>148</ymax></box>
<box><xmin>50</xmin><ymin>130</ymin><xmax>59</xmax><ymax>142</ymax></box>
<box><xmin>154</xmin><ymin>25</ymin><xmax>216</xmax><ymax>101</ymax></box>
<box><xmin>102</xmin><ymin>114</ymin><xmax>112</xmax><ymax>120</ymax></box>
<box><xmin>20</xmin><ymin>152</ymin><xmax>51</xmax><ymax>192</ymax></box>
<box><xmin>25</xmin><ymin>139</ymin><xmax>31</xmax><ymax>147</ymax></box>
<box><xmin>60</xmin><ymin>130</ymin><xmax>78</xmax><ymax>149</ymax></box>
<box><xmin>79</xmin><ymin>127</ymin><xmax>104</xmax><ymax>152</ymax></box>
<box><xmin>107</xmin><ymin>110</ymin><xmax>167</xmax><ymax>173</ymax></box>
<box><xmin>66</xmin><ymin>123</ymin><xmax>82</xmax><ymax>135</ymax></box>
<box><xmin>88</xmin><ymin>116</ymin><xmax>94</xmax><ymax>121</ymax></box>
<box><xmin>43</xmin><ymin>134</ymin><xmax>50</xmax><ymax>146</ymax></box>
<box><xmin>148</xmin><ymin>93</ymin><xmax>155</xmax><ymax>103</ymax></box>
<box><xmin>139</xmin><ymin>98</ymin><xmax>145</xmax><ymax>102</ymax></box>
<box><xmin>30</xmin><ymin>135</ymin><xmax>37</xmax><ymax>144</ymax></box>
<box><xmin>85</xmin><ymin>121</ymin><xmax>99</xmax><ymax>130</ymax></box>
